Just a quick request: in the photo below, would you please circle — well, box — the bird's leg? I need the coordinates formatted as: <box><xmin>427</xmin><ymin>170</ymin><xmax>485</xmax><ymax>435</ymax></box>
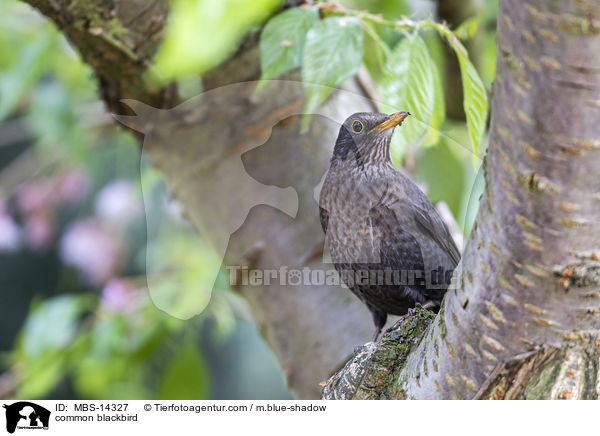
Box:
<box><xmin>370</xmin><ymin>309</ymin><xmax>387</xmax><ymax>342</ymax></box>
<box><xmin>419</xmin><ymin>300</ymin><xmax>436</xmax><ymax>310</ymax></box>
<box><xmin>385</xmin><ymin>300</ymin><xmax>437</xmax><ymax>334</ymax></box>
<box><xmin>372</xmin><ymin>326</ymin><xmax>382</xmax><ymax>342</ymax></box>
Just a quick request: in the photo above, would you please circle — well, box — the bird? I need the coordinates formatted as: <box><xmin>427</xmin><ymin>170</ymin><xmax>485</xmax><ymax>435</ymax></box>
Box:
<box><xmin>319</xmin><ymin>111</ymin><xmax>460</xmax><ymax>341</ymax></box>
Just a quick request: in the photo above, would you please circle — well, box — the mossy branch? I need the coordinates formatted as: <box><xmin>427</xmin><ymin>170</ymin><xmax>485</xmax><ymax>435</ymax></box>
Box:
<box><xmin>323</xmin><ymin>307</ymin><xmax>435</xmax><ymax>400</ymax></box>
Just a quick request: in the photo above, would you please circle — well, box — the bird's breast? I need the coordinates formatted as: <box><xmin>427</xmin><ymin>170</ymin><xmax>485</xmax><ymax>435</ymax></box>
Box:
<box><xmin>320</xmin><ymin>170</ymin><xmax>393</xmax><ymax>264</ymax></box>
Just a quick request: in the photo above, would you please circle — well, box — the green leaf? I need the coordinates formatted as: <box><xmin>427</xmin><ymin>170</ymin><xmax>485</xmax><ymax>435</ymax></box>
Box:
<box><xmin>20</xmin><ymin>295</ymin><xmax>89</xmax><ymax>359</ymax></box>
<box><xmin>420</xmin><ymin>50</ymin><xmax>445</xmax><ymax>148</ymax></box>
<box><xmin>159</xmin><ymin>340</ymin><xmax>209</xmax><ymax>399</ymax></box>
<box><xmin>376</xmin><ymin>34</ymin><xmax>440</xmax><ymax>165</ymax></box>
<box><xmin>361</xmin><ymin>21</ymin><xmax>390</xmax><ymax>82</ymax></box>
<box><xmin>151</xmin><ymin>0</ymin><xmax>282</xmax><ymax>83</ymax></box>
<box><xmin>146</xmin><ymin>232</ymin><xmax>219</xmax><ymax>320</ymax></box>
<box><xmin>461</xmin><ymin>164</ymin><xmax>485</xmax><ymax>237</ymax></box>
<box><xmin>458</xmin><ymin>55</ymin><xmax>488</xmax><ymax>157</ymax></box>
<box><xmin>16</xmin><ymin>351</ymin><xmax>66</xmax><ymax>398</ymax></box>
<box><xmin>416</xmin><ymin>140</ymin><xmax>465</xmax><ymax>218</ymax></box>
<box><xmin>0</xmin><ymin>36</ymin><xmax>53</xmax><ymax>120</ymax></box>
<box><xmin>455</xmin><ymin>16</ymin><xmax>480</xmax><ymax>40</ymax></box>
<box><xmin>74</xmin><ymin>353</ymin><xmax>151</xmax><ymax>399</ymax></box>
<box><xmin>431</xmin><ymin>24</ymin><xmax>488</xmax><ymax>156</ymax></box>
<box><xmin>301</xmin><ymin>16</ymin><xmax>363</xmax><ymax>129</ymax></box>
<box><xmin>15</xmin><ymin>295</ymin><xmax>91</xmax><ymax>398</ymax></box>
<box><xmin>258</xmin><ymin>7</ymin><xmax>319</xmax><ymax>88</ymax></box>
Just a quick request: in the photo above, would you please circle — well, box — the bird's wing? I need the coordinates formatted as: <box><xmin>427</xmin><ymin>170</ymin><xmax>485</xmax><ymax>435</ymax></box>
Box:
<box><xmin>369</xmin><ymin>203</ymin><xmax>425</xmax><ymax>271</ymax></box>
<box><xmin>412</xmin><ymin>205</ymin><xmax>461</xmax><ymax>267</ymax></box>
<box><xmin>368</xmin><ymin>203</ymin><xmax>428</xmax><ymax>304</ymax></box>
<box><xmin>375</xmin><ymin>179</ymin><xmax>461</xmax><ymax>267</ymax></box>
<box><xmin>386</xmin><ymin>177</ymin><xmax>460</xmax><ymax>267</ymax></box>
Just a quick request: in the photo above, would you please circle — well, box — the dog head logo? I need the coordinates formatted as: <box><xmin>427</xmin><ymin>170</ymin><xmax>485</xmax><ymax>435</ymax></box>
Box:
<box><xmin>3</xmin><ymin>402</ymin><xmax>50</xmax><ymax>433</ymax></box>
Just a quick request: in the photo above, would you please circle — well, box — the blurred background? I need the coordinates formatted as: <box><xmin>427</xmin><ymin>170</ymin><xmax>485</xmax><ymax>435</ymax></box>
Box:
<box><xmin>0</xmin><ymin>0</ymin><xmax>497</xmax><ymax>400</ymax></box>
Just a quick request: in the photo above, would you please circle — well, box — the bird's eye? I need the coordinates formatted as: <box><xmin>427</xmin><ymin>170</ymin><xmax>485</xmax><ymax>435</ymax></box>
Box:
<box><xmin>352</xmin><ymin>120</ymin><xmax>363</xmax><ymax>133</ymax></box>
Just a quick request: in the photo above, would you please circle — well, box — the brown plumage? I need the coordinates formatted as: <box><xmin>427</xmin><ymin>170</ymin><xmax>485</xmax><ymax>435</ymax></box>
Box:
<box><xmin>319</xmin><ymin>112</ymin><xmax>460</xmax><ymax>341</ymax></box>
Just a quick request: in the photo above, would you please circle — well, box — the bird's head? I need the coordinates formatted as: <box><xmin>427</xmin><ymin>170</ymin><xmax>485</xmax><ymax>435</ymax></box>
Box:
<box><xmin>331</xmin><ymin>111</ymin><xmax>410</xmax><ymax>166</ymax></box>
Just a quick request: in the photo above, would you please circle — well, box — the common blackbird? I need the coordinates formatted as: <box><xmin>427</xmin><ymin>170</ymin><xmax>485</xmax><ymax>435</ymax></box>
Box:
<box><xmin>319</xmin><ymin>112</ymin><xmax>460</xmax><ymax>341</ymax></box>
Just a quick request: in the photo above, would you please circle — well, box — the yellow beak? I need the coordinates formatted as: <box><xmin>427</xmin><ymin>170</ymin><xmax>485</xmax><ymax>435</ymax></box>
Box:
<box><xmin>369</xmin><ymin>112</ymin><xmax>410</xmax><ymax>134</ymax></box>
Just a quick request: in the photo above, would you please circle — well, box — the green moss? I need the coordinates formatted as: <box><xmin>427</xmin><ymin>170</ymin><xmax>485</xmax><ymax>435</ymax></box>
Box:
<box><xmin>582</xmin><ymin>349</ymin><xmax>599</xmax><ymax>399</ymax></box>
<box><xmin>558</xmin><ymin>14</ymin><xmax>600</xmax><ymax>36</ymax></box>
<box><xmin>523</xmin><ymin>357</ymin><xmax>562</xmax><ymax>399</ymax></box>
<box><xmin>65</xmin><ymin>0</ymin><xmax>127</xmax><ymax>37</ymax></box>
<box><xmin>323</xmin><ymin>307</ymin><xmax>435</xmax><ymax>399</ymax></box>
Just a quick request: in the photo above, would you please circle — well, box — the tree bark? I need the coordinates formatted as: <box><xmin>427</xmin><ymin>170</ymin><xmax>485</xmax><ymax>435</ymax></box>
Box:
<box><xmin>20</xmin><ymin>0</ymin><xmax>600</xmax><ymax>399</ymax></box>
<box><xmin>23</xmin><ymin>0</ymin><xmax>178</xmax><ymax>112</ymax></box>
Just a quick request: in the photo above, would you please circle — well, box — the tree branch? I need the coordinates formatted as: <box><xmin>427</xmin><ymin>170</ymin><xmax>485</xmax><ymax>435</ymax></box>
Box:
<box><xmin>25</xmin><ymin>0</ymin><xmax>177</xmax><ymax>112</ymax></box>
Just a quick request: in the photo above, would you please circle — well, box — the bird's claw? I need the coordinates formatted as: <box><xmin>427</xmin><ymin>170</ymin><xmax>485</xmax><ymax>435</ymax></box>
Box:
<box><xmin>385</xmin><ymin>308</ymin><xmax>416</xmax><ymax>334</ymax></box>
<box><xmin>385</xmin><ymin>301</ymin><xmax>437</xmax><ymax>334</ymax></box>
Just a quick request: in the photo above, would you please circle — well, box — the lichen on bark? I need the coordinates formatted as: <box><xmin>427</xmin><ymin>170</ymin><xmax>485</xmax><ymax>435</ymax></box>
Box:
<box><xmin>323</xmin><ymin>308</ymin><xmax>436</xmax><ymax>400</ymax></box>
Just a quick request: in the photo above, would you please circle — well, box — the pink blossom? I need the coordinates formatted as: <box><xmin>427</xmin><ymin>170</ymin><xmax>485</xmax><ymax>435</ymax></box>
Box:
<box><xmin>0</xmin><ymin>213</ymin><xmax>22</xmax><ymax>252</ymax></box>
<box><xmin>95</xmin><ymin>180</ymin><xmax>142</xmax><ymax>226</ymax></box>
<box><xmin>55</xmin><ymin>168</ymin><xmax>90</xmax><ymax>205</ymax></box>
<box><xmin>16</xmin><ymin>180</ymin><xmax>55</xmax><ymax>215</ymax></box>
<box><xmin>101</xmin><ymin>278</ymin><xmax>135</xmax><ymax>312</ymax></box>
<box><xmin>24</xmin><ymin>213</ymin><xmax>55</xmax><ymax>250</ymax></box>
<box><xmin>0</xmin><ymin>196</ymin><xmax>7</xmax><ymax>215</ymax></box>
<box><xmin>60</xmin><ymin>219</ymin><xmax>122</xmax><ymax>286</ymax></box>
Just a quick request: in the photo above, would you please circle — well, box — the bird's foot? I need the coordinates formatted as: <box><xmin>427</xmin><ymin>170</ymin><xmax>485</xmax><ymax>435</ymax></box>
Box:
<box><xmin>385</xmin><ymin>309</ymin><xmax>416</xmax><ymax>334</ymax></box>
<box><xmin>385</xmin><ymin>301</ymin><xmax>437</xmax><ymax>334</ymax></box>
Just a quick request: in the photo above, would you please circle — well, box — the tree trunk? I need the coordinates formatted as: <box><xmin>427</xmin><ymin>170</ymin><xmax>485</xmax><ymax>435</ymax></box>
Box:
<box><xmin>326</xmin><ymin>0</ymin><xmax>600</xmax><ymax>399</ymax></box>
<box><xmin>20</xmin><ymin>0</ymin><xmax>600</xmax><ymax>399</ymax></box>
